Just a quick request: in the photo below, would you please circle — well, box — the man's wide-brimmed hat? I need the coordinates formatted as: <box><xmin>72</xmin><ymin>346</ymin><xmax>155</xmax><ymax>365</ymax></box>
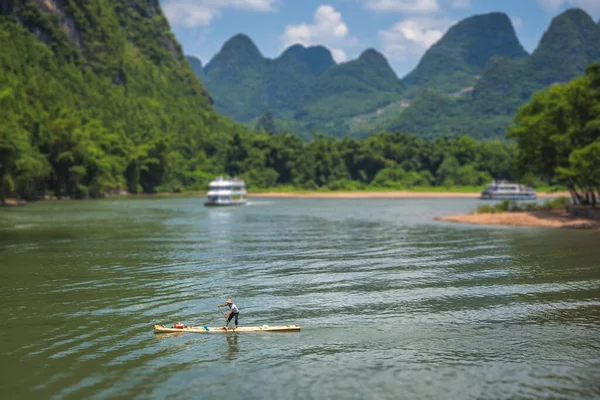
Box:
<box><xmin>226</xmin><ymin>299</ymin><xmax>232</xmax><ymax>304</ymax></box>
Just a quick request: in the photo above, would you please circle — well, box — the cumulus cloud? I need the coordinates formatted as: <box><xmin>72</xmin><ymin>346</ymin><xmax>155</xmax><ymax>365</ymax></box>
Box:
<box><xmin>281</xmin><ymin>5</ymin><xmax>358</xmax><ymax>62</ymax></box>
<box><xmin>536</xmin><ymin>0</ymin><xmax>600</xmax><ymax>15</ymax></box>
<box><xmin>363</xmin><ymin>0</ymin><xmax>440</xmax><ymax>13</ymax></box>
<box><xmin>379</xmin><ymin>17</ymin><xmax>455</xmax><ymax>60</ymax></box>
<box><xmin>163</xmin><ymin>0</ymin><xmax>277</xmax><ymax>28</ymax></box>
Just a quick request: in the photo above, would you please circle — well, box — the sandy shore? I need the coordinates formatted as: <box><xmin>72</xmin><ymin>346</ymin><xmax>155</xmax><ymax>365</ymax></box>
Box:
<box><xmin>248</xmin><ymin>191</ymin><xmax>570</xmax><ymax>199</ymax></box>
<box><xmin>435</xmin><ymin>209</ymin><xmax>600</xmax><ymax>230</ymax></box>
<box><xmin>2</xmin><ymin>198</ymin><xmax>28</xmax><ymax>207</ymax></box>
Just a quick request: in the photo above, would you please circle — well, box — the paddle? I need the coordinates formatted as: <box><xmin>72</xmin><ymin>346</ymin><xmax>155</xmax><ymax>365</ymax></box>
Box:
<box><xmin>217</xmin><ymin>305</ymin><xmax>233</xmax><ymax>330</ymax></box>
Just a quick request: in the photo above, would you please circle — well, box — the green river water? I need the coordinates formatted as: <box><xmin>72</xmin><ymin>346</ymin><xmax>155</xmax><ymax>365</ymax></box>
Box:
<box><xmin>0</xmin><ymin>197</ymin><xmax>599</xmax><ymax>399</ymax></box>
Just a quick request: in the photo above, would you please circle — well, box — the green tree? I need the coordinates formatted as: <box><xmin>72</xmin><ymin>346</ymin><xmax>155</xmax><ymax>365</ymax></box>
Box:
<box><xmin>509</xmin><ymin>62</ymin><xmax>600</xmax><ymax>205</ymax></box>
<box><xmin>255</xmin><ymin>110</ymin><xmax>278</xmax><ymax>134</ymax></box>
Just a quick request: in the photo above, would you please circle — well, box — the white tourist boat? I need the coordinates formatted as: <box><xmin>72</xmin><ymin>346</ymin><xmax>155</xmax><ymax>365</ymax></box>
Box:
<box><xmin>480</xmin><ymin>180</ymin><xmax>536</xmax><ymax>200</ymax></box>
<box><xmin>205</xmin><ymin>176</ymin><xmax>247</xmax><ymax>206</ymax></box>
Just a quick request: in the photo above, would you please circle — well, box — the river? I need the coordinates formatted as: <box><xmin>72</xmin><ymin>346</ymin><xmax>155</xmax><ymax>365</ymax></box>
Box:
<box><xmin>1</xmin><ymin>197</ymin><xmax>599</xmax><ymax>399</ymax></box>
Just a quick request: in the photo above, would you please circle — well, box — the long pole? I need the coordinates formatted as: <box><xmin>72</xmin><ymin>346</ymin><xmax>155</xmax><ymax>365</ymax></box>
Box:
<box><xmin>217</xmin><ymin>305</ymin><xmax>232</xmax><ymax>329</ymax></box>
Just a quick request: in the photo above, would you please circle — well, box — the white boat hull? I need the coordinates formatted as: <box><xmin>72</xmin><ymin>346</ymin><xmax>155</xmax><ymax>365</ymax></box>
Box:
<box><xmin>204</xmin><ymin>199</ymin><xmax>247</xmax><ymax>207</ymax></box>
<box><xmin>480</xmin><ymin>194</ymin><xmax>537</xmax><ymax>200</ymax></box>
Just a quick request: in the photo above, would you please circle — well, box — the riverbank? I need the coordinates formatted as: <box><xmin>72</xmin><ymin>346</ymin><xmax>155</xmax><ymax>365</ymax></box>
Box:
<box><xmin>1</xmin><ymin>190</ymin><xmax>570</xmax><ymax>205</ymax></box>
<box><xmin>248</xmin><ymin>191</ymin><xmax>570</xmax><ymax>199</ymax></box>
<box><xmin>436</xmin><ymin>208</ymin><xmax>600</xmax><ymax>230</ymax></box>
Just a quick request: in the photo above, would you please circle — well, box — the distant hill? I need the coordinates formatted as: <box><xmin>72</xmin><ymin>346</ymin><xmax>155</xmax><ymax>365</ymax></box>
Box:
<box><xmin>199</xmin><ymin>34</ymin><xmax>337</xmax><ymax>123</ymax></box>
<box><xmin>264</xmin><ymin>44</ymin><xmax>336</xmax><ymax>113</ymax></box>
<box><xmin>186</xmin><ymin>55</ymin><xmax>205</xmax><ymax>80</ymax></box>
<box><xmin>292</xmin><ymin>49</ymin><xmax>405</xmax><ymax>135</ymax></box>
<box><xmin>402</xmin><ymin>12</ymin><xmax>528</xmax><ymax>95</ymax></box>
<box><xmin>380</xmin><ymin>8</ymin><xmax>600</xmax><ymax>139</ymax></box>
<box><xmin>188</xmin><ymin>8</ymin><xmax>600</xmax><ymax>140</ymax></box>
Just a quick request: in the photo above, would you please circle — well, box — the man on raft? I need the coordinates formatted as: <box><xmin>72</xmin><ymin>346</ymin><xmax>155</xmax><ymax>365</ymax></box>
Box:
<box><xmin>218</xmin><ymin>299</ymin><xmax>239</xmax><ymax>329</ymax></box>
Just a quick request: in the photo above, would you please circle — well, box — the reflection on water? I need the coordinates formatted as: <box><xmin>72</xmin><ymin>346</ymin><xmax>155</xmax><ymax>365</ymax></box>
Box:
<box><xmin>0</xmin><ymin>197</ymin><xmax>599</xmax><ymax>399</ymax></box>
<box><xmin>226</xmin><ymin>334</ymin><xmax>239</xmax><ymax>360</ymax></box>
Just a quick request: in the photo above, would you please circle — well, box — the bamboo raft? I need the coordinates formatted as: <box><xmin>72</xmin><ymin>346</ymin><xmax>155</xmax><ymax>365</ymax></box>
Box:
<box><xmin>154</xmin><ymin>324</ymin><xmax>301</xmax><ymax>334</ymax></box>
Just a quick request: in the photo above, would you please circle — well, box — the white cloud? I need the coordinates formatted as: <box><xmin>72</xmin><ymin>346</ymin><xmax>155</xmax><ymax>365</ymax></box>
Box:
<box><xmin>451</xmin><ymin>0</ymin><xmax>470</xmax><ymax>9</ymax></box>
<box><xmin>537</xmin><ymin>0</ymin><xmax>600</xmax><ymax>15</ymax></box>
<box><xmin>378</xmin><ymin>17</ymin><xmax>455</xmax><ymax>60</ymax></box>
<box><xmin>363</xmin><ymin>0</ymin><xmax>440</xmax><ymax>13</ymax></box>
<box><xmin>163</xmin><ymin>0</ymin><xmax>277</xmax><ymax>28</ymax></box>
<box><xmin>281</xmin><ymin>5</ymin><xmax>358</xmax><ymax>62</ymax></box>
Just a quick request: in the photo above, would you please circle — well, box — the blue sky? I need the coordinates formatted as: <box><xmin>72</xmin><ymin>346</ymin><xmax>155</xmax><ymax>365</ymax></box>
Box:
<box><xmin>160</xmin><ymin>0</ymin><xmax>600</xmax><ymax>77</ymax></box>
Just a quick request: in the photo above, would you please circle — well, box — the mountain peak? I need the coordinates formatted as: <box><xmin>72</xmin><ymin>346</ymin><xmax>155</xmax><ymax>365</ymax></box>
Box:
<box><xmin>441</xmin><ymin>12</ymin><xmax>527</xmax><ymax>67</ymax></box>
<box><xmin>278</xmin><ymin>44</ymin><xmax>335</xmax><ymax>76</ymax></box>
<box><xmin>220</xmin><ymin>33</ymin><xmax>263</xmax><ymax>58</ymax></box>
<box><xmin>529</xmin><ymin>8</ymin><xmax>600</xmax><ymax>84</ymax></box>
<box><xmin>310</xmin><ymin>47</ymin><xmax>403</xmax><ymax>99</ymax></box>
<box><xmin>280</xmin><ymin>43</ymin><xmax>306</xmax><ymax>56</ymax></box>
<box><xmin>358</xmin><ymin>48</ymin><xmax>387</xmax><ymax>64</ymax></box>
<box><xmin>554</xmin><ymin>7</ymin><xmax>594</xmax><ymax>21</ymax></box>
<box><xmin>204</xmin><ymin>33</ymin><xmax>264</xmax><ymax>75</ymax></box>
<box><xmin>402</xmin><ymin>12</ymin><xmax>527</xmax><ymax>94</ymax></box>
<box><xmin>539</xmin><ymin>8</ymin><xmax>596</xmax><ymax>47</ymax></box>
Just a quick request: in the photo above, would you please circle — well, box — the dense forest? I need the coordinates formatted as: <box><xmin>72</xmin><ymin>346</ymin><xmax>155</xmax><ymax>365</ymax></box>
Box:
<box><xmin>222</xmin><ymin>132</ymin><xmax>517</xmax><ymax>190</ymax></box>
<box><xmin>0</xmin><ymin>0</ymin><xmax>246</xmax><ymax>201</ymax></box>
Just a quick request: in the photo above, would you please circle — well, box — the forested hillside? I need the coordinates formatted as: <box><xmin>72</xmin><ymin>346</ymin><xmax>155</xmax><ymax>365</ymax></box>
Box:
<box><xmin>0</xmin><ymin>0</ymin><xmax>246</xmax><ymax>201</ymax></box>
<box><xmin>195</xmin><ymin>35</ymin><xmax>406</xmax><ymax>139</ymax></box>
<box><xmin>402</xmin><ymin>12</ymin><xmax>528</xmax><ymax>95</ymax></box>
<box><xmin>190</xmin><ymin>8</ymin><xmax>600</xmax><ymax>140</ymax></box>
<box><xmin>201</xmin><ymin>34</ymin><xmax>337</xmax><ymax>123</ymax></box>
<box><xmin>380</xmin><ymin>8</ymin><xmax>600</xmax><ymax>139</ymax></box>
<box><xmin>291</xmin><ymin>49</ymin><xmax>405</xmax><ymax>136</ymax></box>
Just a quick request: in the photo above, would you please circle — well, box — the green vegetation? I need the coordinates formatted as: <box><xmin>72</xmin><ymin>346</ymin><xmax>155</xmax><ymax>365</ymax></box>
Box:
<box><xmin>2</xmin><ymin>1</ymin><xmax>530</xmax><ymax>203</ymax></box>
<box><xmin>219</xmin><ymin>132</ymin><xmax>519</xmax><ymax>191</ymax></box>
<box><xmin>508</xmin><ymin>62</ymin><xmax>600</xmax><ymax>206</ymax></box>
<box><xmin>476</xmin><ymin>197</ymin><xmax>571</xmax><ymax>214</ymax></box>
<box><xmin>191</xmin><ymin>9</ymin><xmax>600</xmax><ymax>140</ymax></box>
<box><xmin>0</xmin><ymin>0</ymin><xmax>245</xmax><ymax>201</ymax></box>
<box><xmin>380</xmin><ymin>9</ymin><xmax>600</xmax><ymax>140</ymax></box>
<box><xmin>402</xmin><ymin>12</ymin><xmax>528</xmax><ymax>95</ymax></box>
<box><xmin>294</xmin><ymin>49</ymin><xmax>405</xmax><ymax>132</ymax></box>
<box><xmin>194</xmin><ymin>38</ymin><xmax>405</xmax><ymax>138</ymax></box>
<box><xmin>255</xmin><ymin>111</ymin><xmax>278</xmax><ymax>134</ymax></box>
<box><xmin>202</xmin><ymin>36</ymin><xmax>338</xmax><ymax>123</ymax></box>
<box><xmin>1</xmin><ymin>1</ymin><xmax>595</xmax><ymax>204</ymax></box>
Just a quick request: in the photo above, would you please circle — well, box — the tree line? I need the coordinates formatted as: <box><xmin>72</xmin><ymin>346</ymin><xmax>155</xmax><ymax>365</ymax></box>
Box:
<box><xmin>224</xmin><ymin>132</ymin><xmax>516</xmax><ymax>190</ymax></box>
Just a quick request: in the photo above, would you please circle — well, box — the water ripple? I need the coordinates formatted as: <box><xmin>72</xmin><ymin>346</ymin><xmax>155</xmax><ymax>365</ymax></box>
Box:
<box><xmin>0</xmin><ymin>198</ymin><xmax>599</xmax><ymax>399</ymax></box>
